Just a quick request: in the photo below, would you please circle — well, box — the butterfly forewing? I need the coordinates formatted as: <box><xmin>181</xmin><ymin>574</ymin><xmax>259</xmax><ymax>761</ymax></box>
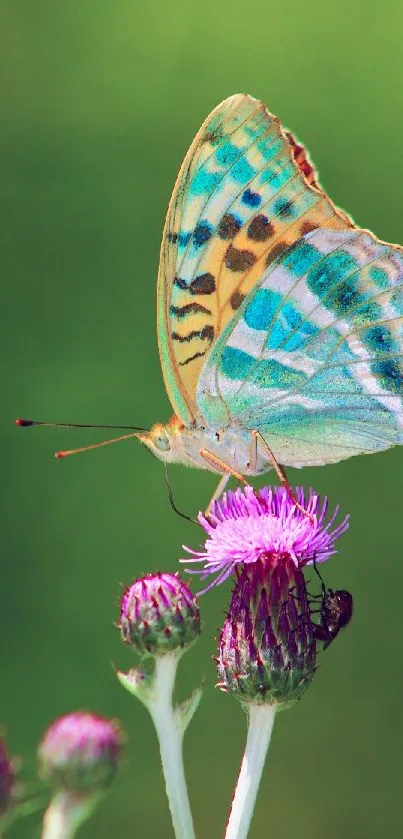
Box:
<box><xmin>157</xmin><ymin>94</ymin><xmax>354</xmax><ymax>425</ymax></box>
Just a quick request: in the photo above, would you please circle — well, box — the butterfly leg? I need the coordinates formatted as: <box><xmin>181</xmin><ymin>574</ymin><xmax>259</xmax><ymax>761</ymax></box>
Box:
<box><xmin>208</xmin><ymin>474</ymin><xmax>231</xmax><ymax>511</ymax></box>
<box><xmin>199</xmin><ymin>449</ymin><xmax>247</xmax><ymax>515</ymax></box>
<box><xmin>250</xmin><ymin>430</ymin><xmax>313</xmax><ymax>520</ymax></box>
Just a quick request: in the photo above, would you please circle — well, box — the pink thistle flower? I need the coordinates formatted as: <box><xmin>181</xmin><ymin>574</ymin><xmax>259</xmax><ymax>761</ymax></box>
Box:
<box><xmin>120</xmin><ymin>572</ymin><xmax>200</xmax><ymax>656</ymax></box>
<box><xmin>38</xmin><ymin>712</ymin><xmax>123</xmax><ymax>794</ymax></box>
<box><xmin>0</xmin><ymin>735</ymin><xmax>15</xmax><ymax>818</ymax></box>
<box><xmin>217</xmin><ymin>555</ymin><xmax>317</xmax><ymax>706</ymax></box>
<box><xmin>183</xmin><ymin>486</ymin><xmax>349</xmax><ymax>591</ymax></box>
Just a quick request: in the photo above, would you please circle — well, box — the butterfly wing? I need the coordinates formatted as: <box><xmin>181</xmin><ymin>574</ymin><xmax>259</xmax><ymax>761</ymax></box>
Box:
<box><xmin>197</xmin><ymin>227</ymin><xmax>403</xmax><ymax>466</ymax></box>
<box><xmin>157</xmin><ymin>94</ymin><xmax>353</xmax><ymax>425</ymax></box>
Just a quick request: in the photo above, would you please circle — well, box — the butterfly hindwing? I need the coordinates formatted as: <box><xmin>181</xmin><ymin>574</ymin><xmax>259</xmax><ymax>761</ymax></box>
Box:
<box><xmin>157</xmin><ymin>94</ymin><xmax>354</xmax><ymax>425</ymax></box>
<box><xmin>197</xmin><ymin>228</ymin><xmax>403</xmax><ymax>465</ymax></box>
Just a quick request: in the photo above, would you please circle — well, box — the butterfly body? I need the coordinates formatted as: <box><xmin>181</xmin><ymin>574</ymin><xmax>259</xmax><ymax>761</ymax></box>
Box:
<box><xmin>137</xmin><ymin>94</ymin><xmax>403</xmax><ymax>486</ymax></box>
<box><xmin>137</xmin><ymin>418</ymin><xmax>268</xmax><ymax>476</ymax></box>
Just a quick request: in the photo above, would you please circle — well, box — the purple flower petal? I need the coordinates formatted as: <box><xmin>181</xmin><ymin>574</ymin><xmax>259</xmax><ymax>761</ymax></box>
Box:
<box><xmin>182</xmin><ymin>486</ymin><xmax>349</xmax><ymax>591</ymax></box>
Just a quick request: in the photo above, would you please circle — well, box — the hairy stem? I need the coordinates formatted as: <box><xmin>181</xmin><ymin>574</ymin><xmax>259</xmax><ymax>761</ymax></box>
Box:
<box><xmin>225</xmin><ymin>703</ymin><xmax>276</xmax><ymax>839</ymax></box>
<box><xmin>148</xmin><ymin>655</ymin><xmax>196</xmax><ymax>839</ymax></box>
<box><xmin>41</xmin><ymin>791</ymin><xmax>98</xmax><ymax>839</ymax></box>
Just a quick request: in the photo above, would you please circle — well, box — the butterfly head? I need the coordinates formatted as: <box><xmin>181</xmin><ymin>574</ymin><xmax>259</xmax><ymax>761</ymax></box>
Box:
<box><xmin>135</xmin><ymin>416</ymin><xmax>192</xmax><ymax>465</ymax></box>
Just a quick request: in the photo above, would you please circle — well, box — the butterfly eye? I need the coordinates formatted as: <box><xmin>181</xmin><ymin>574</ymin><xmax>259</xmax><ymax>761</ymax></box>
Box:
<box><xmin>150</xmin><ymin>425</ymin><xmax>171</xmax><ymax>452</ymax></box>
<box><xmin>156</xmin><ymin>434</ymin><xmax>170</xmax><ymax>452</ymax></box>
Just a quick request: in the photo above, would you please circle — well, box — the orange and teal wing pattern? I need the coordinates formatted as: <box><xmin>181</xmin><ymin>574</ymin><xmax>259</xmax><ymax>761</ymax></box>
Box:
<box><xmin>157</xmin><ymin>94</ymin><xmax>354</xmax><ymax>425</ymax></box>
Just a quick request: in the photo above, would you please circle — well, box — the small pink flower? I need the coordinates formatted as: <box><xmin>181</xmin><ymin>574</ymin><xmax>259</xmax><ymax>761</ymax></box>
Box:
<box><xmin>38</xmin><ymin>712</ymin><xmax>123</xmax><ymax>793</ymax></box>
<box><xmin>120</xmin><ymin>572</ymin><xmax>200</xmax><ymax>656</ymax></box>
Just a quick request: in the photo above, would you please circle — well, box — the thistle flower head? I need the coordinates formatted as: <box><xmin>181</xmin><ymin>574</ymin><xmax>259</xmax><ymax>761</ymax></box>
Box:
<box><xmin>38</xmin><ymin>712</ymin><xmax>123</xmax><ymax>794</ymax></box>
<box><xmin>217</xmin><ymin>555</ymin><xmax>316</xmax><ymax>708</ymax></box>
<box><xmin>120</xmin><ymin>572</ymin><xmax>200</xmax><ymax>656</ymax></box>
<box><xmin>184</xmin><ymin>486</ymin><xmax>349</xmax><ymax>590</ymax></box>
<box><xmin>0</xmin><ymin>735</ymin><xmax>15</xmax><ymax>817</ymax></box>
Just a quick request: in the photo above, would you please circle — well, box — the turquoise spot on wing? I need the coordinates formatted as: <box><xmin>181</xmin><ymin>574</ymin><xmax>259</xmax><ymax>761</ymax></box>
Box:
<box><xmin>265</xmin><ymin>300</ymin><xmax>319</xmax><ymax>351</ymax></box>
<box><xmin>215</xmin><ymin>142</ymin><xmax>240</xmax><ymax>167</ymax></box>
<box><xmin>230</xmin><ymin>157</ymin><xmax>255</xmax><ymax>183</ymax></box>
<box><xmin>281</xmin><ymin>302</ymin><xmax>302</xmax><ymax>330</ymax></box>
<box><xmin>259</xmin><ymin>162</ymin><xmax>293</xmax><ymax>188</ymax></box>
<box><xmin>307</xmin><ymin>251</ymin><xmax>358</xmax><ymax>300</ymax></box>
<box><xmin>251</xmin><ymin>359</ymin><xmax>307</xmax><ymax>389</ymax></box>
<box><xmin>282</xmin><ymin>319</ymin><xmax>319</xmax><ymax>351</ymax></box>
<box><xmin>351</xmin><ymin>300</ymin><xmax>382</xmax><ymax>325</ymax></box>
<box><xmin>282</xmin><ymin>242</ymin><xmax>321</xmax><ymax>276</ymax></box>
<box><xmin>326</xmin><ymin>278</ymin><xmax>365</xmax><ymax>316</ymax></box>
<box><xmin>391</xmin><ymin>289</ymin><xmax>403</xmax><ymax>314</ymax></box>
<box><xmin>371</xmin><ymin>359</ymin><xmax>403</xmax><ymax>393</ymax></box>
<box><xmin>362</xmin><ymin>325</ymin><xmax>398</xmax><ymax>354</ymax></box>
<box><xmin>178</xmin><ymin>231</ymin><xmax>191</xmax><ymax>248</ymax></box>
<box><xmin>369</xmin><ymin>266</ymin><xmax>390</xmax><ymax>289</ymax></box>
<box><xmin>257</xmin><ymin>138</ymin><xmax>283</xmax><ymax>161</ymax></box>
<box><xmin>302</xmin><ymin>327</ymin><xmax>343</xmax><ymax>361</ymax></box>
<box><xmin>266</xmin><ymin>320</ymin><xmax>290</xmax><ymax>350</ymax></box>
<box><xmin>244</xmin><ymin>289</ymin><xmax>281</xmax><ymax>331</ymax></box>
<box><xmin>193</xmin><ymin>221</ymin><xmax>213</xmax><ymax>248</ymax></box>
<box><xmin>306</xmin><ymin>365</ymin><xmax>361</xmax><ymax>398</ymax></box>
<box><xmin>220</xmin><ymin>347</ymin><xmax>256</xmax><ymax>380</ymax></box>
<box><xmin>190</xmin><ymin>169</ymin><xmax>221</xmax><ymax>196</ymax></box>
<box><xmin>274</xmin><ymin>197</ymin><xmax>295</xmax><ymax>218</ymax></box>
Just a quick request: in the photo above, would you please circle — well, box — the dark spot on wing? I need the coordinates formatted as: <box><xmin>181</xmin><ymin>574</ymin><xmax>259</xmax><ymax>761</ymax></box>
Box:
<box><xmin>274</xmin><ymin>198</ymin><xmax>295</xmax><ymax>218</ymax></box>
<box><xmin>174</xmin><ymin>276</ymin><xmax>188</xmax><ymax>290</ymax></box>
<box><xmin>230</xmin><ymin>291</ymin><xmax>246</xmax><ymax>310</ymax></box>
<box><xmin>225</xmin><ymin>245</ymin><xmax>257</xmax><ymax>272</ymax></box>
<box><xmin>170</xmin><ymin>302</ymin><xmax>211</xmax><ymax>319</ymax></box>
<box><xmin>203</xmin><ymin>128</ymin><xmax>223</xmax><ymax>146</ymax></box>
<box><xmin>193</xmin><ymin>221</ymin><xmax>213</xmax><ymax>248</ymax></box>
<box><xmin>190</xmin><ymin>273</ymin><xmax>216</xmax><ymax>294</ymax></box>
<box><xmin>247</xmin><ymin>214</ymin><xmax>274</xmax><ymax>242</ymax></box>
<box><xmin>172</xmin><ymin>325</ymin><xmax>215</xmax><ymax>343</ymax></box>
<box><xmin>179</xmin><ymin>349</ymin><xmax>210</xmax><ymax>366</ymax></box>
<box><xmin>178</xmin><ymin>231</ymin><xmax>191</xmax><ymax>247</ymax></box>
<box><xmin>218</xmin><ymin>213</ymin><xmax>241</xmax><ymax>240</ymax></box>
<box><xmin>174</xmin><ymin>273</ymin><xmax>216</xmax><ymax>295</ymax></box>
<box><xmin>242</xmin><ymin>188</ymin><xmax>261</xmax><ymax>208</ymax></box>
<box><xmin>300</xmin><ymin>221</ymin><xmax>318</xmax><ymax>236</ymax></box>
<box><xmin>371</xmin><ymin>358</ymin><xmax>403</xmax><ymax>393</ymax></box>
<box><xmin>265</xmin><ymin>241</ymin><xmax>289</xmax><ymax>266</ymax></box>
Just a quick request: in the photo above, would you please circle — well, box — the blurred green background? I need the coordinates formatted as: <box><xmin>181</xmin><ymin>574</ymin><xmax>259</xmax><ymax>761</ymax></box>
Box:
<box><xmin>2</xmin><ymin>0</ymin><xmax>403</xmax><ymax>836</ymax></box>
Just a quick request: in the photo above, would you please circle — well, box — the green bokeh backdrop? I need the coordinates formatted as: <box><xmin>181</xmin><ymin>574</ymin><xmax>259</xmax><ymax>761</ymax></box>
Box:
<box><xmin>2</xmin><ymin>1</ymin><xmax>403</xmax><ymax>836</ymax></box>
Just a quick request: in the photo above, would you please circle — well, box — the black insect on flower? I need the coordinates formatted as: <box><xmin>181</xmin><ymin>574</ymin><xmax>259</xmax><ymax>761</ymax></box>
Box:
<box><xmin>313</xmin><ymin>588</ymin><xmax>353</xmax><ymax>649</ymax></box>
<box><xmin>309</xmin><ymin>561</ymin><xmax>353</xmax><ymax>650</ymax></box>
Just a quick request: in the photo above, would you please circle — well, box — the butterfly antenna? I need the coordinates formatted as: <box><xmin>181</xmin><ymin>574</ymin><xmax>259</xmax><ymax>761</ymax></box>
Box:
<box><xmin>15</xmin><ymin>419</ymin><xmax>147</xmax><ymax>459</ymax></box>
<box><xmin>164</xmin><ymin>464</ymin><xmax>196</xmax><ymax>525</ymax></box>
<box><xmin>15</xmin><ymin>419</ymin><xmax>145</xmax><ymax>430</ymax></box>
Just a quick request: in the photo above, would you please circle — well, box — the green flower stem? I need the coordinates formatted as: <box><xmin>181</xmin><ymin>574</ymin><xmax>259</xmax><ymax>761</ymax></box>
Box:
<box><xmin>225</xmin><ymin>704</ymin><xmax>276</xmax><ymax>839</ymax></box>
<box><xmin>41</xmin><ymin>791</ymin><xmax>99</xmax><ymax>839</ymax></box>
<box><xmin>148</xmin><ymin>654</ymin><xmax>196</xmax><ymax>839</ymax></box>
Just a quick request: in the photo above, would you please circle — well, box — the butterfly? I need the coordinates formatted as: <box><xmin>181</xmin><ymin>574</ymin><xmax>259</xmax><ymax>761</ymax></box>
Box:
<box><xmin>133</xmin><ymin>93</ymin><xmax>403</xmax><ymax>503</ymax></box>
<box><xmin>18</xmin><ymin>94</ymin><xmax>403</xmax><ymax>506</ymax></box>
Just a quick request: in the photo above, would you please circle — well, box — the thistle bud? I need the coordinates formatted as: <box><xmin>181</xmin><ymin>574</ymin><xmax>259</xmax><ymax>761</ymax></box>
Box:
<box><xmin>217</xmin><ymin>556</ymin><xmax>316</xmax><ymax>708</ymax></box>
<box><xmin>120</xmin><ymin>572</ymin><xmax>200</xmax><ymax>656</ymax></box>
<box><xmin>38</xmin><ymin>712</ymin><xmax>123</xmax><ymax>794</ymax></box>
<box><xmin>0</xmin><ymin>735</ymin><xmax>15</xmax><ymax>817</ymax></box>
